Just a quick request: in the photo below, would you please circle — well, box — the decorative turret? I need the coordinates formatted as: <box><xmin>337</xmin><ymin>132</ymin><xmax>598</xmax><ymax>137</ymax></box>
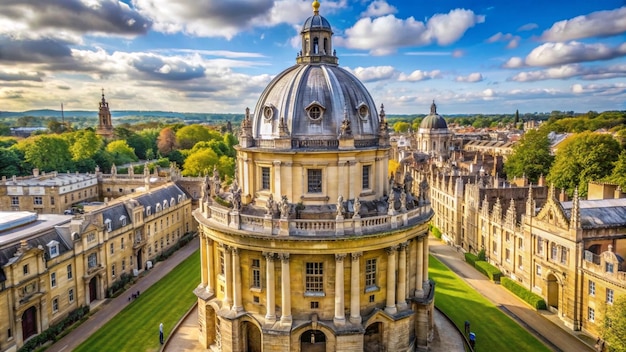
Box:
<box><xmin>96</xmin><ymin>89</ymin><xmax>114</xmax><ymax>139</ymax></box>
<box><xmin>239</xmin><ymin>107</ymin><xmax>254</xmax><ymax>148</ymax></box>
<box><xmin>525</xmin><ymin>184</ymin><xmax>535</xmax><ymax>217</ymax></box>
<box><xmin>570</xmin><ymin>187</ymin><xmax>581</xmax><ymax>230</ymax></box>
<box><xmin>297</xmin><ymin>0</ymin><xmax>338</xmax><ymax>65</ymax></box>
<box><xmin>378</xmin><ymin>104</ymin><xmax>390</xmax><ymax>146</ymax></box>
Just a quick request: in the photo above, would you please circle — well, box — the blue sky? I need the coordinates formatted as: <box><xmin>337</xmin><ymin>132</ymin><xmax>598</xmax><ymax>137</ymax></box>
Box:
<box><xmin>1</xmin><ymin>0</ymin><xmax>625</xmax><ymax>115</ymax></box>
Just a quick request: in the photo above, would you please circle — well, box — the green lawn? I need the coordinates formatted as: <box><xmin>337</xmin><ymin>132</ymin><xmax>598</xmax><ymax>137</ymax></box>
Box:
<box><xmin>75</xmin><ymin>250</ymin><xmax>200</xmax><ymax>352</ymax></box>
<box><xmin>429</xmin><ymin>255</ymin><xmax>551</xmax><ymax>352</ymax></box>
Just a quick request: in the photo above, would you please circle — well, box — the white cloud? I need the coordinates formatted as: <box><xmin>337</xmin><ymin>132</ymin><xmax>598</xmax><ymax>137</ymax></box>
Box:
<box><xmin>525</xmin><ymin>41</ymin><xmax>626</xmax><ymax>66</ymax></box>
<box><xmin>361</xmin><ymin>0</ymin><xmax>397</xmax><ymax>17</ymax></box>
<box><xmin>503</xmin><ymin>57</ymin><xmax>524</xmax><ymax>68</ymax></box>
<box><xmin>486</xmin><ymin>32</ymin><xmax>520</xmax><ymax>49</ymax></box>
<box><xmin>511</xmin><ymin>64</ymin><xmax>626</xmax><ymax>82</ymax></box>
<box><xmin>455</xmin><ymin>72</ymin><xmax>483</xmax><ymax>83</ymax></box>
<box><xmin>336</xmin><ymin>9</ymin><xmax>484</xmax><ymax>55</ymax></box>
<box><xmin>517</xmin><ymin>23</ymin><xmax>538</xmax><ymax>32</ymax></box>
<box><xmin>541</xmin><ymin>7</ymin><xmax>626</xmax><ymax>42</ymax></box>
<box><xmin>452</xmin><ymin>49</ymin><xmax>465</xmax><ymax>58</ymax></box>
<box><xmin>571</xmin><ymin>82</ymin><xmax>626</xmax><ymax>96</ymax></box>
<box><xmin>398</xmin><ymin>69</ymin><xmax>441</xmax><ymax>82</ymax></box>
<box><xmin>345</xmin><ymin>65</ymin><xmax>397</xmax><ymax>82</ymax></box>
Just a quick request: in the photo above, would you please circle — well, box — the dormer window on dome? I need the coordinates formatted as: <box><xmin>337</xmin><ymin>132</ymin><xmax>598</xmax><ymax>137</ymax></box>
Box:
<box><xmin>357</xmin><ymin>103</ymin><xmax>369</xmax><ymax>120</ymax></box>
<box><xmin>263</xmin><ymin>105</ymin><xmax>274</xmax><ymax>121</ymax></box>
<box><xmin>306</xmin><ymin>101</ymin><xmax>325</xmax><ymax>121</ymax></box>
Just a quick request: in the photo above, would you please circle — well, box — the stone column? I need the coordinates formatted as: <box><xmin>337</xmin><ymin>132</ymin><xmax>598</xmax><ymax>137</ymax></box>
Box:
<box><xmin>206</xmin><ymin>239</ymin><xmax>214</xmax><ymax>294</ymax></box>
<box><xmin>422</xmin><ymin>236</ymin><xmax>429</xmax><ymax>292</ymax></box>
<box><xmin>385</xmin><ymin>246</ymin><xmax>398</xmax><ymax>315</ymax></box>
<box><xmin>397</xmin><ymin>243</ymin><xmax>408</xmax><ymax>310</ymax></box>
<box><xmin>199</xmin><ymin>234</ymin><xmax>207</xmax><ymax>288</ymax></box>
<box><xmin>232</xmin><ymin>247</ymin><xmax>244</xmax><ymax>312</ymax></box>
<box><xmin>223</xmin><ymin>245</ymin><xmax>232</xmax><ymax>309</ymax></box>
<box><xmin>280</xmin><ymin>253</ymin><xmax>292</xmax><ymax>325</ymax></box>
<box><xmin>273</xmin><ymin>161</ymin><xmax>281</xmax><ymax>196</ymax></box>
<box><xmin>350</xmin><ymin>252</ymin><xmax>362</xmax><ymax>324</ymax></box>
<box><xmin>264</xmin><ymin>252</ymin><xmax>276</xmax><ymax>323</ymax></box>
<box><xmin>334</xmin><ymin>254</ymin><xmax>346</xmax><ymax>325</ymax></box>
<box><xmin>415</xmin><ymin>238</ymin><xmax>424</xmax><ymax>296</ymax></box>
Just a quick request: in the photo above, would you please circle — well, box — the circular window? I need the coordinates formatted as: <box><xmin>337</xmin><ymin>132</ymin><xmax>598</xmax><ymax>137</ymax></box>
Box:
<box><xmin>263</xmin><ymin>106</ymin><xmax>273</xmax><ymax>120</ymax></box>
<box><xmin>358</xmin><ymin>105</ymin><xmax>369</xmax><ymax>119</ymax></box>
<box><xmin>308</xmin><ymin>106</ymin><xmax>322</xmax><ymax>120</ymax></box>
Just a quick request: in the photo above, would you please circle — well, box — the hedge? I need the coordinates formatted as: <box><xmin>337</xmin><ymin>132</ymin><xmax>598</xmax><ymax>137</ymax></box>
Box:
<box><xmin>465</xmin><ymin>253</ymin><xmax>479</xmax><ymax>266</ymax></box>
<box><xmin>431</xmin><ymin>226</ymin><xmax>442</xmax><ymax>239</ymax></box>
<box><xmin>501</xmin><ymin>277</ymin><xmax>547</xmax><ymax>310</ymax></box>
<box><xmin>475</xmin><ymin>261</ymin><xmax>502</xmax><ymax>282</ymax></box>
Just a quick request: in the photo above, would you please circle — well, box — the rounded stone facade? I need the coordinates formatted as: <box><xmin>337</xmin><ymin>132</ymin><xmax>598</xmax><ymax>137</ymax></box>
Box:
<box><xmin>194</xmin><ymin>2</ymin><xmax>435</xmax><ymax>351</ymax></box>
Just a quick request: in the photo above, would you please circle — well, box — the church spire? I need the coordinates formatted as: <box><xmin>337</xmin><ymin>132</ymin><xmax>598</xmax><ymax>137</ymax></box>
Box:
<box><xmin>96</xmin><ymin>89</ymin><xmax>114</xmax><ymax>139</ymax></box>
<box><xmin>430</xmin><ymin>100</ymin><xmax>437</xmax><ymax>115</ymax></box>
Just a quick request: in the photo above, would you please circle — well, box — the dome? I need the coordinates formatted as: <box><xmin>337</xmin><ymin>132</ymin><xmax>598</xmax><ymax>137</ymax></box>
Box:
<box><xmin>302</xmin><ymin>15</ymin><xmax>332</xmax><ymax>32</ymax></box>
<box><xmin>245</xmin><ymin>0</ymin><xmax>383</xmax><ymax>149</ymax></box>
<box><xmin>419</xmin><ymin>101</ymin><xmax>448</xmax><ymax>130</ymax></box>
<box><xmin>252</xmin><ymin>64</ymin><xmax>380</xmax><ymax>145</ymax></box>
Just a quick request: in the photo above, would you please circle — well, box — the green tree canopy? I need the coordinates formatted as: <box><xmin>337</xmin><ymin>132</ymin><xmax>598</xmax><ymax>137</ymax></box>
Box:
<box><xmin>106</xmin><ymin>140</ymin><xmax>138</xmax><ymax>165</ymax></box>
<box><xmin>16</xmin><ymin>135</ymin><xmax>73</xmax><ymax>172</ymax></box>
<box><xmin>182</xmin><ymin>148</ymin><xmax>218</xmax><ymax>176</ymax></box>
<box><xmin>604</xmin><ymin>150</ymin><xmax>626</xmax><ymax>190</ymax></box>
<box><xmin>69</xmin><ymin>130</ymin><xmax>103</xmax><ymax>161</ymax></box>
<box><xmin>547</xmin><ymin>132</ymin><xmax>621</xmax><ymax>197</ymax></box>
<box><xmin>176</xmin><ymin>125</ymin><xmax>211</xmax><ymax>150</ymax></box>
<box><xmin>393</xmin><ymin>121</ymin><xmax>410</xmax><ymax>133</ymax></box>
<box><xmin>0</xmin><ymin>147</ymin><xmax>21</xmax><ymax>177</ymax></box>
<box><xmin>504</xmin><ymin>129</ymin><xmax>553</xmax><ymax>183</ymax></box>
<box><xmin>602</xmin><ymin>295</ymin><xmax>626</xmax><ymax>352</ymax></box>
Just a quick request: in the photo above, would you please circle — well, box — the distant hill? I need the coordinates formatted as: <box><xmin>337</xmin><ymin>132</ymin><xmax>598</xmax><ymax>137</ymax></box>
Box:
<box><xmin>0</xmin><ymin>109</ymin><xmax>194</xmax><ymax>119</ymax></box>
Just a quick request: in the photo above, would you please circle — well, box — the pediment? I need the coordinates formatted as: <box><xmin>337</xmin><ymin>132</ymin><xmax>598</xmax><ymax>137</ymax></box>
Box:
<box><xmin>536</xmin><ymin>198</ymin><xmax>569</xmax><ymax>229</ymax></box>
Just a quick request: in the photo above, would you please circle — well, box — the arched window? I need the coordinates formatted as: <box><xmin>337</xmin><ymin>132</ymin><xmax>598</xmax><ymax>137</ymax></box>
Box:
<box><xmin>313</xmin><ymin>37</ymin><xmax>319</xmax><ymax>54</ymax></box>
<box><xmin>323</xmin><ymin>38</ymin><xmax>328</xmax><ymax>54</ymax></box>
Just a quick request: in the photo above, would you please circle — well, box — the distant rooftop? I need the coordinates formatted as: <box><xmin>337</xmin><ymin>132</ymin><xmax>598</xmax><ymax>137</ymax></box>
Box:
<box><xmin>1</xmin><ymin>171</ymin><xmax>97</xmax><ymax>187</ymax></box>
<box><xmin>0</xmin><ymin>212</ymin><xmax>72</xmax><ymax>246</ymax></box>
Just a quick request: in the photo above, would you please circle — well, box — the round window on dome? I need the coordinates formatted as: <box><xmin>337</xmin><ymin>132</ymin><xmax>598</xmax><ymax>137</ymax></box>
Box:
<box><xmin>308</xmin><ymin>106</ymin><xmax>322</xmax><ymax>120</ymax></box>
<box><xmin>358</xmin><ymin>105</ymin><xmax>369</xmax><ymax>119</ymax></box>
<box><xmin>263</xmin><ymin>106</ymin><xmax>274</xmax><ymax>120</ymax></box>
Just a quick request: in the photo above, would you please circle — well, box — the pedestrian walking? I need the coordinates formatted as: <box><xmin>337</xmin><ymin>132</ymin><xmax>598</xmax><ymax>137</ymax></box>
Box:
<box><xmin>469</xmin><ymin>332</ymin><xmax>476</xmax><ymax>349</ymax></box>
<box><xmin>159</xmin><ymin>322</ymin><xmax>164</xmax><ymax>344</ymax></box>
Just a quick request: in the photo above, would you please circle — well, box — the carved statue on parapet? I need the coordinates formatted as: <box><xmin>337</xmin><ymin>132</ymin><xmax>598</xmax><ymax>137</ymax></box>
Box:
<box><xmin>266</xmin><ymin>194</ymin><xmax>275</xmax><ymax>216</ymax></box>
<box><xmin>280</xmin><ymin>195</ymin><xmax>290</xmax><ymax>219</ymax></box>
<box><xmin>212</xmin><ymin>165</ymin><xmax>221</xmax><ymax>194</ymax></box>
<box><xmin>353</xmin><ymin>197</ymin><xmax>361</xmax><ymax>218</ymax></box>
<box><xmin>111</xmin><ymin>164</ymin><xmax>117</xmax><ymax>175</ymax></box>
<box><xmin>337</xmin><ymin>195</ymin><xmax>345</xmax><ymax>217</ymax></box>
<box><xmin>144</xmin><ymin>163</ymin><xmax>150</xmax><ymax>177</ymax></box>
<box><xmin>419</xmin><ymin>178</ymin><xmax>429</xmax><ymax>203</ymax></box>
<box><xmin>232</xmin><ymin>188</ymin><xmax>242</xmax><ymax>211</ymax></box>
<box><xmin>403</xmin><ymin>172</ymin><xmax>413</xmax><ymax>195</ymax></box>
<box><xmin>400</xmin><ymin>189</ymin><xmax>407</xmax><ymax>212</ymax></box>
<box><xmin>388</xmin><ymin>190</ymin><xmax>396</xmax><ymax>213</ymax></box>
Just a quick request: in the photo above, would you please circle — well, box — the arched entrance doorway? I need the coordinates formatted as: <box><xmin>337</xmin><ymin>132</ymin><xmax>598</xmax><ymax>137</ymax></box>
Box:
<box><xmin>364</xmin><ymin>322</ymin><xmax>383</xmax><ymax>352</ymax></box>
<box><xmin>22</xmin><ymin>306</ymin><xmax>37</xmax><ymax>341</ymax></box>
<box><xmin>89</xmin><ymin>276</ymin><xmax>97</xmax><ymax>303</ymax></box>
<box><xmin>300</xmin><ymin>330</ymin><xmax>326</xmax><ymax>352</ymax></box>
<box><xmin>546</xmin><ymin>274</ymin><xmax>559</xmax><ymax>310</ymax></box>
<box><xmin>242</xmin><ymin>321</ymin><xmax>261</xmax><ymax>352</ymax></box>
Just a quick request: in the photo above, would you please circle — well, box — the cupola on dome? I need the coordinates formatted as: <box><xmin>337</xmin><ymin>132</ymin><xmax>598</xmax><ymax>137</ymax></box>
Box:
<box><xmin>419</xmin><ymin>101</ymin><xmax>448</xmax><ymax>130</ymax></box>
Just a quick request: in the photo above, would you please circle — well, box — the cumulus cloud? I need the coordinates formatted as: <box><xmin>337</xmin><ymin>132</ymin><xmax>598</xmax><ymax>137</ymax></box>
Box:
<box><xmin>541</xmin><ymin>7</ymin><xmax>626</xmax><ymax>42</ymax></box>
<box><xmin>336</xmin><ymin>9</ymin><xmax>484</xmax><ymax>55</ymax></box>
<box><xmin>361</xmin><ymin>0</ymin><xmax>398</xmax><ymax>17</ymax></box>
<box><xmin>455</xmin><ymin>72</ymin><xmax>483</xmax><ymax>83</ymax></box>
<box><xmin>0</xmin><ymin>36</ymin><xmax>73</xmax><ymax>63</ymax></box>
<box><xmin>0</xmin><ymin>0</ymin><xmax>151</xmax><ymax>37</ymax></box>
<box><xmin>486</xmin><ymin>32</ymin><xmax>520</xmax><ymax>49</ymax></box>
<box><xmin>517</xmin><ymin>23</ymin><xmax>538</xmax><ymax>32</ymax></box>
<box><xmin>0</xmin><ymin>70</ymin><xmax>44</xmax><ymax>82</ymax></box>
<box><xmin>398</xmin><ymin>69</ymin><xmax>442</xmax><ymax>82</ymax></box>
<box><xmin>510</xmin><ymin>64</ymin><xmax>626</xmax><ymax>82</ymax></box>
<box><xmin>134</xmin><ymin>0</ymin><xmax>346</xmax><ymax>39</ymax></box>
<box><xmin>571</xmin><ymin>82</ymin><xmax>626</xmax><ymax>96</ymax></box>
<box><xmin>346</xmin><ymin>66</ymin><xmax>397</xmax><ymax>82</ymax></box>
<box><xmin>503</xmin><ymin>42</ymin><xmax>626</xmax><ymax>68</ymax></box>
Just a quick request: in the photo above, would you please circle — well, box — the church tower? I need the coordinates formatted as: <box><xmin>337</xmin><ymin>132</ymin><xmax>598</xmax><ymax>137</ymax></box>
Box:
<box><xmin>96</xmin><ymin>89</ymin><xmax>114</xmax><ymax>139</ymax></box>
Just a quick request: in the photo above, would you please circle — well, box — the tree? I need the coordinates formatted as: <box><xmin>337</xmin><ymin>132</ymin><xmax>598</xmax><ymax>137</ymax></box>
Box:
<box><xmin>106</xmin><ymin>140</ymin><xmax>138</xmax><ymax>165</ymax></box>
<box><xmin>504</xmin><ymin>129</ymin><xmax>553</xmax><ymax>183</ymax></box>
<box><xmin>17</xmin><ymin>135</ymin><xmax>73</xmax><ymax>172</ymax></box>
<box><xmin>48</xmin><ymin>118</ymin><xmax>71</xmax><ymax>133</ymax></box>
<box><xmin>182</xmin><ymin>148</ymin><xmax>218</xmax><ymax>176</ymax></box>
<box><xmin>0</xmin><ymin>147</ymin><xmax>21</xmax><ymax>177</ymax></box>
<box><xmin>605</xmin><ymin>150</ymin><xmax>626</xmax><ymax>190</ymax></box>
<box><xmin>69</xmin><ymin>131</ymin><xmax>103</xmax><ymax>161</ymax></box>
<box><xmin>602</xmin><ymin>295</ymin><xmax>626</xmax><ymax>352</ymax></box>
<box><xmin>176</xmin><ymin>125</ymin><xmax>211</xmax><ymax>150</ymax></box>
<box><xmin>547</xmin><ymin>132</ymin><xmax>621</xmax><ymax>197</ymax></box>
<box><xmin>393</xmin><ymin>121</ymin><xmax>410</xmax><ymax>133</ymax></box>
<box><xmin>157</xmin><ymin>127</ymin><xmax>177</xmax><ymax>155</ymax></box>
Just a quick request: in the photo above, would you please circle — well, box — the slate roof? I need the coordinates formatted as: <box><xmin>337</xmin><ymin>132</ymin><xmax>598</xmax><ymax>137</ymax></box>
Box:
<box><xmin>134</xmin><ymin>184</ymin><xmax>188</xmax><ymax>217</ymax></box>
<box><xmin>562</xmin><ymin>198</ymin><xmax>626</xmax><ymax>229</ymax></box>
<box><xmin>101</xmin><ymin>203</ymin><xmax>131</xmax><ymax>232</ymax></box>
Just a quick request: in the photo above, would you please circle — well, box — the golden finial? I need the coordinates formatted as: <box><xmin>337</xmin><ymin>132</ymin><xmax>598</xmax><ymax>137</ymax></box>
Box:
<box><xmin>312</xmin><ymin>0</ymin><xmax>320</xmax><ymax>15</ymax></box>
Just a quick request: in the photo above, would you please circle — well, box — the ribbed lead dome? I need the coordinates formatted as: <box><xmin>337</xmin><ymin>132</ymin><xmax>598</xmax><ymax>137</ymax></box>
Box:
<box><xmin>249</xmin><ymin>0</ymin><xmax>380</xmax><ymax>148</ymax></box>
<box><xmin>420</xmin><ymin>101</ymin><xmax>448</xmax><ymax>130</ymax></box>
